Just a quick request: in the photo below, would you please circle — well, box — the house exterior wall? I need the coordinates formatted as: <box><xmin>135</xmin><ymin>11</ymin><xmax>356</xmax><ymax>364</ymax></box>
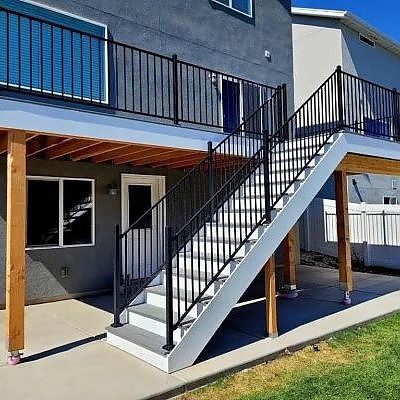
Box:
<box><xmin>292</xmin><ymin>16</ymin><xmax>342</xmax><ymax>108</ymax></box>
<box><xmin>3</xmin><ymin>0</ymin><xmax>294</xmax><ymax>121</ymax></box>
<box><xmin>293</xmin><ymin>13</ymin><xmax>400</xmax><ymax>206</ymax></box>
<box><xmin>342</xmin><ymin>26</ymin><xmax>400</xmax><ymax>89</ymax></box>
<box><xmin>0</xmin><ymin>155</ymin><xmax>185</xmax><ymax>305</ymax></box>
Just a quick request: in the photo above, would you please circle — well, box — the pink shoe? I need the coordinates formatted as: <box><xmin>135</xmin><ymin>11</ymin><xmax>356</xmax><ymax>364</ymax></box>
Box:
<box><xmin>7</xmin><ymin>354</ymin><xmax>21</xmax><ymax>365</ymax></box>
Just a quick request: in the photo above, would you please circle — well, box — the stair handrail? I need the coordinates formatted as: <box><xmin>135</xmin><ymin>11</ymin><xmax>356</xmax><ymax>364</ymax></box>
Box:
<box><xmin>166</xmin><ymin>70</ymin><xmax>342</xmax><ymax>340</ymax></box>
<box><xmin>115</xmin><ymin>86</ymin><xmax>286</xmax><ymax>323</ymax></box>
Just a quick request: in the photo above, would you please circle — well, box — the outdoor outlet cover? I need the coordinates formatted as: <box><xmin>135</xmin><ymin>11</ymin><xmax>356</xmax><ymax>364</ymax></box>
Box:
<box><xmin>61</xmin><ymin>267</ymin><xmax>69</xmax><ymax>278</ymax></box>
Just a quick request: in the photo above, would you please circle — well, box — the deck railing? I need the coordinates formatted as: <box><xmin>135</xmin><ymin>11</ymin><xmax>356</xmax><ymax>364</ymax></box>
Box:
<box><xmin>114</xmin><ymin>66</ymin><xmax>400</xmax><ymax>349</ymax></box>
<box><xmin>0</xmin><ymin>6</ymin><xmax>275</xmax><ymax>131</ymax></box>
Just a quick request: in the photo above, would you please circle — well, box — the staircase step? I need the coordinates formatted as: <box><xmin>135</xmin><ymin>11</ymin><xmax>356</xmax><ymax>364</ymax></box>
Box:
<box><xmin>128</xmin><ymin>303</ymin><xmax>194</xmax><ymax>341</ymax></box>
<box><xmin>146</xmin><ymin>284</ymin><xmax>211</xmax><ymax>317</ymax></box>
<box><xmin>107</xmin><ymin>324</ymin><xmax>167</xmax><ymax>356</ymax></box>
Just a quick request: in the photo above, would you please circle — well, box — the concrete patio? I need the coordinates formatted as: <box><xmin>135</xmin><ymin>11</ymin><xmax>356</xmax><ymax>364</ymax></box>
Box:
<box><xmin>1</xmin><ymin>265</ymin><xmax>400</xmax><ymax>400</ymax></box>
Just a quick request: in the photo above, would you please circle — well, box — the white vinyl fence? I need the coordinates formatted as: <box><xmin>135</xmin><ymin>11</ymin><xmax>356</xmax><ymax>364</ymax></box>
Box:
<box><xmin>300</xmin><ymin>198</ymin><xmax>400</xmax><ymax>269</ymax></box>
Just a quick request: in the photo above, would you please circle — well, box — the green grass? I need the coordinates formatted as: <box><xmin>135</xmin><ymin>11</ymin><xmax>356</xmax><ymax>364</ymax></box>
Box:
<box><xmin>181</xmin><ymin>313</ymin><xmax>400</xmax><ymax>400</ymax></box>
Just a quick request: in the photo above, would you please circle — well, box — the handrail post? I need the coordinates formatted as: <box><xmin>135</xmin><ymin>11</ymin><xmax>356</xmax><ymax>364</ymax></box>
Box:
<box><xmin>281</xmin><ymin>84</ymin><xmax>288</xmax><ymax>140</ymax></box>
<box><xmin>163</xmin><ymin>226</ymin><xmax>175</xmax><ymax>351</ymax></box>
<box><xmin>392</xmin><ymin>88</ymin><xmax>400</xmax><ymax>141</ymax></box>
<box><xmin>336</xmin><ymin>65</ymin><xmax>344</xmax><ymax>129</ymax></box>
<box><xmin>111</xmin><ymin>224</ymin><xmax>122</xmax><ymax>328</ymax></box>
<box><xmin>208</xmin><ymin>141</ymin><xmax>214</xmax><ymax>200</ymax></box>
<box><xmin>172</xmin><ymin>54</ymin><xmax>179</xmax><ymax>125</ymax></box>
<box><xmin>263</xmin><ymin>128</ymin><xmax>271</xmax><ymax>223</ymax></box>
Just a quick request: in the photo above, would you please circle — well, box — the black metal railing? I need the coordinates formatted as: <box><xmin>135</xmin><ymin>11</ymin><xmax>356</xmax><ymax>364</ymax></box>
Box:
<box><xmin>114</xmin><ymin>66</ymin><xmax>400</xmax><ymax>348</ymax></box>
<box><xmin>0</xmin><ymin>6</ymin><xmax>275</xmax><ymax>131</ymax></box>
<box><xmin>112</xmin><ymin>86</ymin><xmax>286</xmax><ymax>329</ymax></box>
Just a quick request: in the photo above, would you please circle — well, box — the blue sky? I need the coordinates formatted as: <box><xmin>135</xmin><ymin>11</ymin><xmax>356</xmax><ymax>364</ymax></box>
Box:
<box><xmin>292</xmin><ymin>0</ymin><xmax>400</xmax><ymax>43</ymax></box>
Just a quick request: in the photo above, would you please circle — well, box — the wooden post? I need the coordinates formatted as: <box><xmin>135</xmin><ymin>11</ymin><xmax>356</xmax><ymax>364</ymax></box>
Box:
<box><xmin>5</xmin><ymin>131</ymin><xmax>26</xmax><ymax>364</ymax></box>
<box><xmin>334</xmin><ymin>170</ymin><xmax>353</xmax><ymax>305</ymax></box>
<box><xmin>280</xmin><ymin>227</ymin><xmax>298</xmax><ymax>298</ymax></box>
<box><xmin>264</xmin><ymin>255</ymin><xmax>278</xmax><ymax>338</ymax></box>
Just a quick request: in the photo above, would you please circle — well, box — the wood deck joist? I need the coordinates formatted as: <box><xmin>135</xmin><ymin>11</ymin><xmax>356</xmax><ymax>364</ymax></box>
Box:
<box><xmin>0</xmin><ymin>130</ymin><xmax>207</xmax><ymax>169</ymax></box>
<box><xmin>337</xmin><ymin>154</ymin><xmax>400</xmax><ymax>176</ymax></box>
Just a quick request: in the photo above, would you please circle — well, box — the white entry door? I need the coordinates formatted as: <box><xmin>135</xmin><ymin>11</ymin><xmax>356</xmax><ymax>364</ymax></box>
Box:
<box><xmin>121</xmin><ymin>174</ymin><xmax>165</xmax><ymax>280</ymax></box>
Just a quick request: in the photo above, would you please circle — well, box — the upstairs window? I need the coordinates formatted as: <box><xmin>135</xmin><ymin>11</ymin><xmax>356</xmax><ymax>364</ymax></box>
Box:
<box><xmin>0</xmin><ymin>0</ymin><xmax>107</xmax><ymax>102</ymax></box>
<box><xmin>213</xmin><ymin>0</ymin><xmax>253</xmax><ymax>17</ymax></box>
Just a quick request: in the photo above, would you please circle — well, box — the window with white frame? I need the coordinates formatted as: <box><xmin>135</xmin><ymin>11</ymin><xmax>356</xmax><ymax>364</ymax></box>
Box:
<box><xmin>0</xmin><ymin>0</ymin><xmax>107</xmax><ymax>102</ymax></box>
<box><xmin>383</xmin><ymin>196</ymin><xmax>398</xmax><ymax>205</ymax></box>
<box><xmin>27</xmin><ymin>177</ymin><xmax>95</xmax><ymax>248</ymax></box>
<box><xmin>212</xmin><ymin>0</ymin><xmax>253</xmax><ymax>17</ymax></box>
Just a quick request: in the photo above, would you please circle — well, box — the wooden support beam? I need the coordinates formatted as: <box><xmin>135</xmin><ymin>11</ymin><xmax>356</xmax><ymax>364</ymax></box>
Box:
<box><xmin>334</xmin><ymin>170</ymin><xmax>353</xmax><ymax>293</ymax></box>
<box><xmin>70</xmin><ymin>142</ymin><xmax>128</xmax><ymax>161</ymax></box>
<box><xmin>282</xmin><ymin>227</ymin><xmax>297</xmax><ymax>290</ymax></box>
<box><xmin>46</xmin><ymin>139</ymin><xmax>95</xmax><ymax>160</ymax></box>
<box><xmin>27</xmin><ymin>136</ymin><xmax>71</xmax><ymax>158</ymax></box>
<box><xmin>112</xmin><ymin>148</ymin><xmax>170</xmax><ymax>165</ymax></box>
<box><xmin>264</xmin><ymin>255</ymin><xmax>278</xmax><ymax>338</ymax></box>
<box><xmin>337</xmin><ymin>154</ymin><xmax>400</xmax><ymax>176</ymax></box>
<box><xmin>165</xmin><ymin>157</ymin><xmax>206</xmax><ymax>169</ymax></box>
<box><xmin>131</xmin><ymin>149</ymin><xmax>185</xmax><ymax>166</ymax></box>
<box><xmin>92</xmin><ymin>145</ymin><xmax>148</xmax><ymax>163</ymax></box>
<box><xmin>5</xmin><ymin>131</ymin><xmax>26</xmax><ymax>360</ymax></box>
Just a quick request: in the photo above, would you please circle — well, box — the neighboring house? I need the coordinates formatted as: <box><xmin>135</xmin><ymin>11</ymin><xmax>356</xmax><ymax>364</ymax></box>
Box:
<box><xmin>292</xmin><ymin>7</ymin><xmax>400</xmax><ymax>205</ymax></box>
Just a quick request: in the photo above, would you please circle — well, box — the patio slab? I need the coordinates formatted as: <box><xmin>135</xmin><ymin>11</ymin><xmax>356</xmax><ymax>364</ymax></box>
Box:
<box><xmin>0</xmin><ymin>266</ymin><xmax>399</xmax><ymax>400</ymax></box>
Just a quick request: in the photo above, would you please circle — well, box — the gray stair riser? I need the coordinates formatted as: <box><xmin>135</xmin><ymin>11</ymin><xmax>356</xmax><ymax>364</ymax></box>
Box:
<box><xmin>128</xmin><ymin>310</ymin><xmax>185</xmax><ymax>342</ymax></box>
<box><xmin>146</xmin><ymin>290</ymin><xmax>202</xmax><ymax>319</ymax></box>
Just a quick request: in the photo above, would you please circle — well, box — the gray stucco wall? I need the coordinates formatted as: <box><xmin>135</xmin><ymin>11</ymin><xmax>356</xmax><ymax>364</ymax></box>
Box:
<box><xmin>0</xmin><ymin>156</ymin><xmax>184</xmax><ymax>304</ymax></box>
<box><xmin>35</xmin><ymin>0</ymin><xmax>293</xmax><ymax>86</ymax></box>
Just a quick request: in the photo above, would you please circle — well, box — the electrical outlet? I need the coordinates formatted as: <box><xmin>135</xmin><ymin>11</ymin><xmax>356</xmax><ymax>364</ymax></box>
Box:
<box><xmin>60</xmin><ymin>266</ymin><xmax>69</xmax><ymax>278</ymax></box>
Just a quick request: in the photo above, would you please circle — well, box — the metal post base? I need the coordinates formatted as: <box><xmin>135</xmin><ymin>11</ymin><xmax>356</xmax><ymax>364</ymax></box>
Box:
<box><xmin>7</xmin><ymin>351</ymin><xmax>22</xmax><ymax>365</ymax></box>
<box><xmin>162</xmin><ymin>344</ymin><xmax>175</xmax><ymax>352</ymax></box>
<box><xmin>343</xmin><ymin>291</ymin><xmax>352</xmax><ymax>306</ymax></box>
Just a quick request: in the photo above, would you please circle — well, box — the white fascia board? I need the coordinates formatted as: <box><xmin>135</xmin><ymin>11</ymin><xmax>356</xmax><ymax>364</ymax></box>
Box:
<box><xmin>0</xmin><ymin>97</ymin><xmax>224</xmax><ymax>151</ymax></box>
<box><xmin>292</xmin><ymin>7</ymin><xmax>400</xmax><ymax>58</ymax></box>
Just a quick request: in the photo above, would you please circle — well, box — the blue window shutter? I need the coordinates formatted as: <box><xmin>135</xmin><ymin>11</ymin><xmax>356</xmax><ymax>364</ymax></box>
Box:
<box><xmin>0</xmin><ymin>0</ymin><xmax>106</xmax><ymax>102</ymax></box>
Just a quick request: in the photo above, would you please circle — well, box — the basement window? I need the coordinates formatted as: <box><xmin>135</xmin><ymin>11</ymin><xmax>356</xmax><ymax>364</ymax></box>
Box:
<box><xmin>212</xmin><ymin>0</ymin><xmax>253</xmax><ymax>17</ymax></box>
<box><xmin>359</xmin><ymin>34</ymin><xmax>376</xmax><ymax>48</ymax></box>
<box><xmin>27</xmin><ymin>177</ymin><xmax>95</xmax><ymax>249</ymax></box>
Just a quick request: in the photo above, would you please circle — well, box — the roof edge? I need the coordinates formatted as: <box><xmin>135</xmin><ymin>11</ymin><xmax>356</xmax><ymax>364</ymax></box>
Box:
<box><xmin>292</xmin><ymin>7</ymin><xmax>400</xmax><ymax>58</ymax></box>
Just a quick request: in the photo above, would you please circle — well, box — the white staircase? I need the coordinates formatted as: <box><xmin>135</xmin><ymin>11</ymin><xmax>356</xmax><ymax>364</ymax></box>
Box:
<box><xmin>107</xmin><ymin>132</ymin><xmax>351</xmax><ymax>372</ymax></box>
